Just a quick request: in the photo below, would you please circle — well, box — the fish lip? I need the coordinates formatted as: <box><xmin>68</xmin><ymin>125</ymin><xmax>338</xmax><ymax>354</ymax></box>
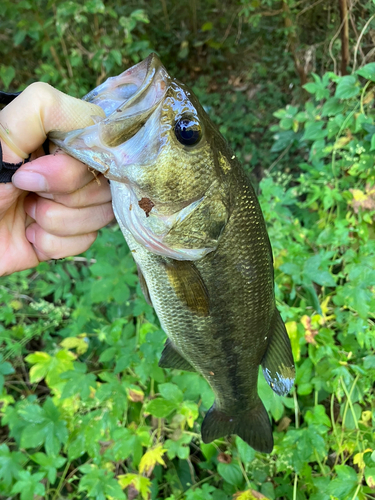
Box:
<box><xmin>82</xmin><ymin>52</ymin><xmax>166</xmax><ymax>114</ymax></box>
<box><xmin>49</xmin><ymin>53</ymin><xmax>170</xmax><ymax>179</ymax></box>
<box><xmin>104</xmin><ymin>52</ymin><xmax>168</xmax><ymax>117</ymax></box>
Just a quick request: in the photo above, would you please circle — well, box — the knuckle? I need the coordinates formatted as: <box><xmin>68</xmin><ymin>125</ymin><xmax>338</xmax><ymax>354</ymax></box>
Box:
<box><xmin>99</xmin><ymin>202</ymin><xmax>114</xmax><ymax>225</ymax></box>
<box><xmin>26</xmin><ymin>82</ymin><xmax>55</xmax><ymax>107</ymax></box>
<box><xmin>35</xmin><ymin>199</ymin><xmax>58</xmax><ymax>233</ymax></box>
<box><xmin>33</xmin><ymin>227</ymin><xmax>56</xmax><ymax>257</ymax></box>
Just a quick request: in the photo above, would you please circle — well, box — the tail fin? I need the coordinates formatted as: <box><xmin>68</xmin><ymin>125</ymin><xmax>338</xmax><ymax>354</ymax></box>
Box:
<box><xmin>200</xmin><ymin>400</ymin><xmax>273</xmax><ymax>453</ymax></box>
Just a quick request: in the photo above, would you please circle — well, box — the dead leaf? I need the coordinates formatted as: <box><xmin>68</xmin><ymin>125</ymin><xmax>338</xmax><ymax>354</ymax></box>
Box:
<box><xmin>217</xmin><ymin>452</ymin><xmax>232</xmax><ymax>464</ymax></box>
<box><xmin>277</xmin><ymin>416</ymin><xmax>291</xmax><ymax>432</ymax></box>
<box><xmin>301</xmin><ymin>315</ymin><xmax>318</xmax><ymax>344</ymax></box>
<box><xmin>350</xmin><ymin>184</ymin><xmax>375</xmax><ymax>213</ymax></box>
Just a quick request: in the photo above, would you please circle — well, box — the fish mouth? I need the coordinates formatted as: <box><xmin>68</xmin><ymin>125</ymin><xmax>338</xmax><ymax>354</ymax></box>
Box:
<box><xmin>49</xmin><ymin>53</ymin><xmax>170</xmax><ymax>181</ymax></box>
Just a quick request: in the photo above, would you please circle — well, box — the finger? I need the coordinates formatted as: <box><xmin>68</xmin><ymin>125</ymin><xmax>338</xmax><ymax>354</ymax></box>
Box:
<box><xmin>12</xmin><ymin>152</ymin><xmax>98</xmax><ymax>194</ymax></box>
<box><xmin>24</xmin><ymin>194</ymin><xmax>114</xmax><ymax>236</ymax></box>
<box><xmin>0</xmin><ymin>82</ymin><xmax>105</xmax><ymax>163</ymax></box>
<box><xmin>0</xmin><ymin>183</ymin><xmax>21</xmax><ymax>219</ymax></box>
<box><xmin>40</xmin><ymin>177</ymin><xmax>112</xmax><ymax>208</ymax></box>
<box><xmin>25</xmin><ymin>222</ymin><xmax>98</xmax><ymax>260</ymax></box>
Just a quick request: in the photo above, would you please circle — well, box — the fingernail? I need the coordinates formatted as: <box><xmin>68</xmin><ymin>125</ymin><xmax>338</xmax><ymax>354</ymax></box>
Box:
<box><xmin>26</xmin><ymin>226</ymin><xmax>35</xmax><ymax>244</ymax></box>
<box><xmin>12</xmin><ymin>171</ymin><xmax>48</xmax><ymax>192</ymax></box>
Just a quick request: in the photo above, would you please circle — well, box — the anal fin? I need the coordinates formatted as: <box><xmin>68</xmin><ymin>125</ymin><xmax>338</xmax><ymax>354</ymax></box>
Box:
<box><xmin>261</xmin><ymin>308</ymin><xmax>295</xmax><ymax>396</ymax></box>
<box><xmin>159</xmin><ymin>338</ymin><xmax>195</xmax><ymax>372</ymax></box>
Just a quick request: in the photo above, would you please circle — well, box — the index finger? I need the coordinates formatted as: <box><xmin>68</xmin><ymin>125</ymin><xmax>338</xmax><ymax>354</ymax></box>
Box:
<box><xmin>12</xmin><ymin>152</ymin><xmax>98</xmax><ymax>194</ymax></box>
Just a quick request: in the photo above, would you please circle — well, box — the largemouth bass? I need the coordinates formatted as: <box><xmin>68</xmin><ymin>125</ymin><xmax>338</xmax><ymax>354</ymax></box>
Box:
<box><xmin>50</xmin><ymin>54</ymin><xmax>295</xmax><ymax>453</ymax></box>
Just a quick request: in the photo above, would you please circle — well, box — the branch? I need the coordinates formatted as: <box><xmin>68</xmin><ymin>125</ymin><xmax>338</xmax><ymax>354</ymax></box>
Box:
<box><xmin>352</xmin><ymin>13</ymin><xmax>375</xmax><ymax>72</ymax></box>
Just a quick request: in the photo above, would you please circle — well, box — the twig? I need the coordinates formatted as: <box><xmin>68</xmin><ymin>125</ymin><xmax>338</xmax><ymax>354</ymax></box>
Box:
<box><xmin>71</xmin><ymin>257</ymin><xmax>97</xmax><ymax>264</ymax></box>
<box><xmin>235</xmin><ymin>15</ymin><xmax>243</xmax><ymax>45</ymax></box>
<box><xmin>296</xmin><ymin>0</ymin><xmax>326</xmax><ymax>19</ymax></box>
<box><xmin>360</xmin><ymin>80</ymin><xmax>371</xmax><ymax>115</ymax></box>
<box><xmin>160</xmin><ymin>0</ymin><xmax>170</xmax><ymax>31</ymax></box>
<box><xmin>350</xmin><ymin>12</ymin><xmax>365</xmax><ymax>62</ymax></box>
<box><xmin>352</xmin><ymin>13</ymin><xmax>375</xmax><ymax>72</ymax></box>
<box><xmin>266</xmin><ymin>143</ymin><xmax>292</xmax><ymax>174</ymax></box>
<box><xmin>220</xmin><ymin>11</ymin><xmax>238</xmax><ymax>44</ymax></box>
<box><xmin>238</xmin><ymin>458</ymin><xmax>251</xmax><ymax>488</ymax></box>
<box><xmin>350</xmin><ymin>482</ymin><xmax>362</xmax><ymax>500</ymax></box>
<box><xmin>328</xmin><ymin>13</ymin><xmax>346</xmax><ymax>74</ymax></box>
<box><xmin>362</xmin><ymin>46</ymin><xmax>375</xmax><ymax>66</ymax></box>
<box><xmin>293</xmin><ymin>473</ymin><xmax>298</xmax><ymax>500</ymax></box>
<box><xmin>293</xmin><ymin>388</ymin><xmax>299</xmax><ymax>429</ymax></box>
<box><xmin>338</xmin><ymin>0</ymin><xmax>350</xmax><ymax>75</ymax></box>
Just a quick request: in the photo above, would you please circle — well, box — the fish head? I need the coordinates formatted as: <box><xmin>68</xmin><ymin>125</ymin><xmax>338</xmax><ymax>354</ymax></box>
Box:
<box><xmin>49</xmin><ymin>54</ymin><xmax>231</xmax><ymax>260</ymax></box>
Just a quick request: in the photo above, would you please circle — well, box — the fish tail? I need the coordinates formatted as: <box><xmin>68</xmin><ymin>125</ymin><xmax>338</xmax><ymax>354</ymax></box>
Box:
<box><xmin>201</xmin><ymin>399</ymin><xmax>273</xmax><ymax>453</ymax></box>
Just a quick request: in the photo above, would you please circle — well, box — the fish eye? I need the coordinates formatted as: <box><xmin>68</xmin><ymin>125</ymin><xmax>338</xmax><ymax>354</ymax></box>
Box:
<box><xmin>174</xmin><ymin>115</ymin><xmax>202</xmax><ymax>146</ymax></box>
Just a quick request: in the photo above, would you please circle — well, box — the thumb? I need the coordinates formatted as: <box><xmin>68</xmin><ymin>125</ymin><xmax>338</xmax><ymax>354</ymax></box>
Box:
<box><xmin>0</xmin><ymin>82</ymin><xmax>105</xmax><ymax>162</ymax></box>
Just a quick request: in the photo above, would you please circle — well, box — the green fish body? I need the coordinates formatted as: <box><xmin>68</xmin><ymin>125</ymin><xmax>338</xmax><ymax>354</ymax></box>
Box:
<box><xmin>50</xmin><ymin>54</ymin><xmax>295</xmax><ymax>453</ymax></box>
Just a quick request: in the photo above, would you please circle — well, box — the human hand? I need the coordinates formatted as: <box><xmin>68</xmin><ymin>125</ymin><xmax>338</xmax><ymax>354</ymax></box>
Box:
<box><xmin>0</xmin><ymin>83</ymin><xmax>114</xmax><ymax>276</ymax></box>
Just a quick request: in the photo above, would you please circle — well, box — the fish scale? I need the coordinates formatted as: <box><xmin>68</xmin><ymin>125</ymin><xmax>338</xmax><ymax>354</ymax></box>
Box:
<box><xmin>49</xmin><ymin>53</ymin><xmax>295</xmax><ymax>453</ymax></box>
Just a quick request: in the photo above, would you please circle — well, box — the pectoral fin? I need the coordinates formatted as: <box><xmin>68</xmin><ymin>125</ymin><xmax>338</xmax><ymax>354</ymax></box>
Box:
<box><xmin>261</xmin><ymin>308</ymin><xmax>295</xmax><ymax>396</ymax></box>
<box><xmin>164</xmin><ymin>260</ymin><xmax>210</xmax><ymax>317</ymax></box>
<box><xmin>159</xmin><ymin>338</ymin><xmax>195</xmax><ymax>371</ymax></box>
<box><xmin>136</xmin><ymin>264</ymin><xmax>153</xmax><ymax>306</ymax></box>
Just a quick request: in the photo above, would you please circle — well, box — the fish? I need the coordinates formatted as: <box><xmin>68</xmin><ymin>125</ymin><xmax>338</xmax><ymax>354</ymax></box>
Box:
<box><xmin>49</xmin><ymin>53</ymin><xmax>295</xmax><ymax>453</ymax></box>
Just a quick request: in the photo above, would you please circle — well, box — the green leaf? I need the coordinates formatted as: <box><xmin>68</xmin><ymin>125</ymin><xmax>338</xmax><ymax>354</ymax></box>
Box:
<box><xmin>0</xmin><ymin>66</ymin><xmax>16</xmax><ymax>90</ymax></box>
<box><xmin>328</xmin><ymin>465</ymin><xmax>358</xmax><ymax>497</ymax></box>
<box><xmin>30</xmin><ymin>452</ymin><xmax>66</xmax><ymax>485</ymax></box>
<box><xmin>0</xmin><ymin>444</ymin><xmax>25</xmax><ymax>487</ymax></box>
<box><xmin>356</xmin><ymin>62</ymin><xmax>375</xmax><ymax>81</ymax></box>
<box><xmin>321</xmin><ymin>98</ymin><xmax>345</xmax><ymax>117</ymax></box>
<box><xmin>158</xmin><ymin>383</ymin><xmax>183</xmax><ymax>404</ymax></box>
<box><xmin>0</xmin><ymin>355</ymin><xmax>14</xmax><ymax>393</ymax></box>
<box><xmin>335</xmin><ymin>75</ymin><xmax>360</xmax><ymax>99</ymax></box>
<box><xmin>145</xmin><ymin>398</ymin><xmax>177</xmax><ymax>418</ymax></box>
<box><xmin>302</xmin><ymin>121</ymin><xmax>327</xmax><ymax>141</ymax></box>
<box><xmin>236</xmin><ymin>436</ymin><xmax>256</xmax><ymax>463</ymax></box>
<box><xmin>304</xmin><ymin>405</ymin><xmax>331</xmax><ymax>429</ymax></box>
<box><xmin>200</xmin><ymin>442</ymin><xmax>217</xmax><ymax>461</ymax></box>
<box><xmin>78</xmin><ymin>464</ymin><xmax>126</xmax><ymax>500</ymax></box>
<box><xmin>201</xmin><ymin>21</ymin><xmax>213</xmax><ymax>31</ymax></box>
<box><xmin>18</xmin><ymin>404</ymin><xmax>45</xmax><ymax>424</ymax></box>
<box><xmin>303</xmin><ymin>74</ymin><xmax>330</xmax><ymax>100</ymax></box>
<box><xmin>110</xmin><ymin>49</ymin><xmax>122</xmax><ymax>66</ymax></box>
<box><xmin>11</xmin><ymin>470</ymin><xmax>46</xmax><ymax>500</ymax></box>
<box><xmin>165</xmin><ymin>434</ymin><xmax>192</xmax><ymax>459</ymax></box>
<box><xmin>217</xmin><ymin>462</ymin><xmax>243</xmax><ymax>486</ymax></box>
<box><xmin>20</xmin><ymin>423</ymin><xmax>47</xmax><ymax>449</ymax></box>
<box><xmin>271</xmin><ymin>130</ymin><xmax>296</xmax><ymax>152</ymax></box>
<box><xmin>19</xmin><ymin>399</ymin><xmax>68</xmax><ymax>455</ymax></box>
<box><xmin>60</xmin><ymin>367</ymin><xmax>97</xmax><ymax>400</ymax></box>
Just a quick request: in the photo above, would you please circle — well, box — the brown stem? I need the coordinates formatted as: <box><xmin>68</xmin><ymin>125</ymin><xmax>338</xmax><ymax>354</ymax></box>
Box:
<box><xmin>339</xmin><ymin>0</ymin><xmax>350</xmax><ymax>75</ymax></box>
<box><xmin>283</xmin><ymin>1</ymin><xmax>307</xmax><ymax>87</ymax></box>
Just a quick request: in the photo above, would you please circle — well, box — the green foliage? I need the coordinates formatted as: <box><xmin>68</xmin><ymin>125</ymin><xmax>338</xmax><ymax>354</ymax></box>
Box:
<box><xmin>1</xmin><ymin>1</ymin><xmax>375</xmax><ymax>499</ymax></box>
